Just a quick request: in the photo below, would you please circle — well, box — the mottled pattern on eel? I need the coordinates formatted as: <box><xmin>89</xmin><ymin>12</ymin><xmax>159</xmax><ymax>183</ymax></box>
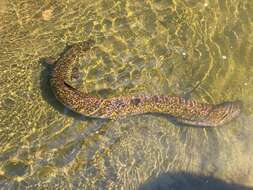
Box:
<box><xmin>50</xmin><ymin>40</ymin><xmax>242</xmax><ymax>127</ymax></box>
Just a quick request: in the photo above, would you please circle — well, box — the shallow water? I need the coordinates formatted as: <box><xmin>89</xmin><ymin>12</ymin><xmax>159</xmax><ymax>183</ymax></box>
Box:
<box><xmin>0</xmin><ymin>0</ymin><xmax>253</xmax><ymax>189</ymax></box>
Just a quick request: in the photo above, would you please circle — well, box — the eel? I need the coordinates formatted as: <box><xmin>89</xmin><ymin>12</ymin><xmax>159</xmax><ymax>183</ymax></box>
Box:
<box><xmin>50</xmin><ymin>40</ymin><xmax>242</xmax><ymax>127</ymax></box>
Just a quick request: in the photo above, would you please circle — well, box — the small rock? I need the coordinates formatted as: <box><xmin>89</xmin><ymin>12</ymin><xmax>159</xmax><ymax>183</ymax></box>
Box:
<box><xmin>222</xmin><ymin>55</ymin><xmax>227</xmax><ymax>60</ymax></box>
<box><xmin>42</xmin><ymin>9</ymin><xmax>53</xmax><ymax>21</ymax></box>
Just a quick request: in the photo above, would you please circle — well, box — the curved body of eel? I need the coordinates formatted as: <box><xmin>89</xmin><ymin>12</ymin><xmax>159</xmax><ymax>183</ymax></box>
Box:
<box><xmin>50</xmin><ymin>40</ymin><xmax>242</xmax><ymax>127</ymax></box>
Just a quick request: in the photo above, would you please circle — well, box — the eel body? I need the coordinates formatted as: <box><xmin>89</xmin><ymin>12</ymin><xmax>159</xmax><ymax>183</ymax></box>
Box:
<box><xmin>50</xmin><ymin>40</ymin><xmax>242</xmax><ymax>127</ymax></box>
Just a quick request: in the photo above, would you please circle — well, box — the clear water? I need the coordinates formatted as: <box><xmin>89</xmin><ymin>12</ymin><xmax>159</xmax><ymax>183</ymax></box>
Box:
<box><xmin>0</xmin><ymin>0</ymin><xmax>253</xmax><ymax>189</ymax></box>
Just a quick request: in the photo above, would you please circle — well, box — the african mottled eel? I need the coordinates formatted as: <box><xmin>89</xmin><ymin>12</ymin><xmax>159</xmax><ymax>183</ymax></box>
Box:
<box><xmin>50</xmin><ymin>40</ymin><xmax>242</xmax><ymax>127</ymax></box>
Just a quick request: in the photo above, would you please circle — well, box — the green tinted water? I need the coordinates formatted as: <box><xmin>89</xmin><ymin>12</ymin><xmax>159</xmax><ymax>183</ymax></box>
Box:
<box><xmin>0</xmin><ymin>0</ymin><xmax>253</xmax><ymax>189</ymax></box>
